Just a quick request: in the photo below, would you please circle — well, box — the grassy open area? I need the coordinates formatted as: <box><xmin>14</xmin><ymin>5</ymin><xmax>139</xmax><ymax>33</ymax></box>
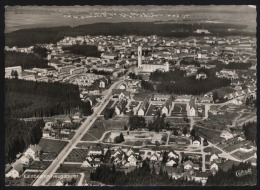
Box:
<box><xmin>133</xmin><ymin>90</ymin><xmax>152</xmax><ymax>101</ymax></box>
<box><xmin>65</xmin><ymin>149</ymin><xmax>89</xmax><ymax>163</ymax></box>
<box><xmin>81</xmin><ymin>116</ymin><xmax>127</xmax><ymax>141</ymax></box>
<box><xmin>231</xmin><ymin>150</ymin><xmax>256</xmax><ymax>160</ymax></box>
<box><xmin>195</xmin><ymin>127</ymin><xmax>222</xmax><ymax>144</ymax></box>
<box><xmin>203</xmin><ymin>146</ymin><xmax>222</xmax><ymax>154</ymax></box>
<box><xmin>40</xmin><ymin>152</ymin><xmax>58</xmax><ymax>161</ymax></box>
<box><xmin>38</xmin><ymin>139</ymin><xmax>68</xmax><ymax>153</ymax></box>
<box><xmin>55</xmin><ymin>164</ymin><xmax>93</xmax><ymax>173</ymax></box>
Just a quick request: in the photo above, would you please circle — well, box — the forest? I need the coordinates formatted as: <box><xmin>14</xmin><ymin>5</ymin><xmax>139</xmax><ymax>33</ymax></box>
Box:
<box><xmin>5</xmin><ymin>79</ymin><xmax>92</xmax><ymax>118</ymax></box>
<box><xmin>62</xmin><ymin>45</ymin><xmax>101</xmax><ymax>57</ymax></box>
<box><xmin>5</xmin><ymin>51</ymin><xmax>49</xmax><ymax>69</ymax></box>
<box><xmin>5</xmin><ymin>22</ymin><xmax>253</xmax><ymax>47</ymax></box>
<box><xmin>5</xmin><ymin>118</ymin><xmax>44</xmax><ymax>163</ymax></box>
<box><xmin>90</xmin><ymin>161</ymin><xmax>200</xmax><ymax>186</ymax></box>
<box><xmin>143</xmin><ymin>69</ymin><xmax>230</xmax><ymax>95</ymax></box>
<box><xmin>206</xmin><ymin>162</ymin><xmax>256</xmax><ymax>186</ymax></box>
<box><xmin>242</xmin><ymin>122</ymin><xmax>256</xmax><ymax>143</ymax></box>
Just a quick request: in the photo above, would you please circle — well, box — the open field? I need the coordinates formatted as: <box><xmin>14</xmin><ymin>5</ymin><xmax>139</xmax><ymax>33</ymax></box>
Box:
<box><xmin>38</xmin><ymin>139</ymin><xmax>68</xmax><ymax>153</ymax></box>
<box><xmin>203</xmin><ymin>146</ymin><xmax>222</xmax><ymax>154</ymax></box>
<box><xmin>81</xmin><ymin>116</ymin><xmax>128</xmax><ymax>141</ymax></box>
<box><xmin>55</xmin><ymin>164</ymin><xmax>93</xmax><ymax>173</ymax></box>
<box><xmin>133</xmin><ymin>90</ymin><xmax>152</xmax><ymax>101</ymax></box>
<box><xmin>64</xmin><ymin>149</ymin><xmax>89</xmax><ymax>163</ymax></box>
<box><xmin>195</xmin><ymin>127</ymin><xmax>222</xmax><ymax>144</ymax></box>
<box><xmin>231</xmin><ymin>150</ymin><xmax>256</xmax><ymax>160</ymax></box>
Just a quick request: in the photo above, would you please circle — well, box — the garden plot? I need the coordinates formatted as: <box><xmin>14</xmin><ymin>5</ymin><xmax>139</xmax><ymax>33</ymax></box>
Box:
<box><xmin>64</xmin><ymin>148</ymin><xmax>89</xmax><ymax>163</ymax></box>
<box><xmin>146</xmin><ymin>104</ymin><xmax>163</xmax><ymax>116</ymax></box>
<box><xmin>171</xmin><ymin>104</ymin><xmax>187</xmax><ymax>116</ymax></box>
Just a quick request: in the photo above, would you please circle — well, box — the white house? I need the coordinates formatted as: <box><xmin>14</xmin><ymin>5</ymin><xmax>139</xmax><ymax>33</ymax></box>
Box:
<box><xmin>99</xmin><ymin>80</ymin><xmax>106</xmax><ymax>88</ymax></box>
<box><xmin>210</xmin><ymin>162</ymin><xmax>219</xmax><ymax>171</ymax></box>
<box><xmin>210</xmin><ymin>154</ymin><xmax>219</xmax><ymax>162</ymax></box>
<box><xmin>24</xmin><ymin>145</ymin><xmax>41</xmax><ymax>160</ymax></box>
<box><xmin>192</xmin><ymin>140</ymin><xmax>201</xmax><ymax>146</ymax></box>
<box><xmin>166</xmin><ymin>159</ymin><xmax>177</xmax><ymax>167</ymax></box>
<box><xmin>137</xmin><ymin>108</ymin><xmax>145</xmax><ymax>116</ymax></box>
<box><xmin>128</xmin><ymin>154</ymin><xmax>137</xmax><ymax>166</ymax></box>
<box><xmin>5</xmin><ymin>163</ymin><xmax>24</xmax><ymax>178</ymax></box>
<box><xmin>119</xmin><ymin>84</ymin><xmax>127</xmax><ymax>90</ymax></box>
<box><xmin>168</xmin><ymin>151</ymin><xmax>179</xmax><ymax>159</ymax></box>
<box><xmin>44</xmin><ymin>122</ymin><xmax>53</xmax><ymax>130</ymax></box>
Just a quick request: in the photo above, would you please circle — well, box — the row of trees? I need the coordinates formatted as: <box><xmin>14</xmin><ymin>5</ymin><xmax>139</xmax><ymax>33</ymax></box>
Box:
<box><xmin>5</xmin><ymin>118</ymin><xmax>44</xmax><ymax>163</ymax></box>
<box><xmin>90</xmin><ymin>161</ymin><xmax>200</xmax><ymax>186</ymax></box>
<box><xmin>5</xmin><ymin>79</ymin><xmax>92</xmax><ymax>118</ymax></box>
<box><xmin>150</xmin><ymin>69</ymin><xmax>186</xmax><ymax>82</ymax></box>
<box><xmin>62</xmin><ymin>45</ymin><xmax>101</xmax><ymax>57</ymax></box>
<box><xmin>32</xmin><ymin>46</ymin><xmax>48</xmax><ymax>58</ymax></box>
<box><xmin>206</xmin><ymin>162</ymin><xmax>256</xmax><ymax>185</ymax></box>
<box><xmin>5</xmin><ymin>51</ymin><xmax>49</xmax><ymax>69</ymax></box>
<box><xmin>6</xmin><ymin>22</ymin><xmax>253</xmax><ymax>48</ymax></box>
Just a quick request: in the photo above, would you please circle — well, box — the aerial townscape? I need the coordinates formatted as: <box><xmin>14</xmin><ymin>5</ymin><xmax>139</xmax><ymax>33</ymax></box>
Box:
<box><xmin>4</xmin><ymin>5</ymin><xmax>257</xmax><ymax>186</ymax></box>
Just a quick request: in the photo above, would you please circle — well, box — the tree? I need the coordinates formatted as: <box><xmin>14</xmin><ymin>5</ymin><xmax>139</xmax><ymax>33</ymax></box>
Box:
<box><xmin>213</xmin><ymin>91</ymin><xmax>219</xmax><ymax>102</ymax></box>
<box><xmin>190</xmin><ymin>129</ymin><xmax>196</xmax><ymax>137</ymax></box>
<box><xmin>183</xmin><ymin>127</ymin><xmax>188</xmax><ymax>135</ymax></box>
<box><xmin>128</xmin><ymin>115</ymin><xmax>146</xmax><ymax>130</ymax></box>
<box><xmin>124</xmin><ymin>125</ymin><xmax>128</xmax><ymax>130</ymax></box>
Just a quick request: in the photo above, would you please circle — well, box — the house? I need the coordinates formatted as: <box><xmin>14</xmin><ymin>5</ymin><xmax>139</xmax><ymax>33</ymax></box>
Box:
<box><xmin>193</xmin><ymin>164</ymin><xmax>200</xmax><ymax>170</ymax></box>
<box><xmin>20</xmin><ymin>155</ymin><xmax>32</xmax><ymax>165</ymax></box>
<box><xmin>220</xmin><ymin>130</ymin><xmax>234</xmax><ymax>140</ymax></box>
<box><xmin>199</xmin><ymin>97</ymin><xmax>213</xmax><ymax>103</ymax></box>
<box><xmin>128</xmin><ymin>154</ymin><xmax>138</xmax><ymax>166</ymax></box>
<box><xmin>161</xmin><ymin>98</ymin><xmax>172</xmax><ymax>116</ymax></box>
<box><xmin>24</xmin><ymin>144</ymin><xmax>42</xmax><ymax>160</ymax></box>
<box><xmin>137</xmin><ymin>98</ymin><xmax>149</xmax><ymax>116</ymax></box>
<box><xmin>88</xmin><ymin>146</ymin><xmax>103</xmax><ymax>155</ymax></box>
<box><xmin>192</xmin><ymin>140</ymin><xmax>201</xmax><ymax>146</ymax></box>
<box><xmin>175</xmin><ymin>95</ymin><xmax>192</xmax><ymax>102</ymax></box>
<box><xmin>187</xmin><ymin>98</ymin><xmax>197</xmax><ymax>117</ymax></box>
<box><xmin>119</xmin><ymin>83</ymin><xmax>127</xmax><ymax>90</ymax></box>
<box><xmin>194</xmin><ymin>171</ymin><xmax>210</xmax><ymax>186</ymax></box>
<box><xmin>72</xmin><ymin>112</ymin><xmax>82</xmax><ymax>119</ymax></box>
<box><xmin>183</xmin><ymin>160</ymin><xmax>194</xmax><ymax>171</ymax></box>
<box><xmin>44</xmin><ymin>122</ymin><xmax>53</xmax><ymax>130</ymax></box>
<box><xmin>55</xmin><ymin>180</ymin><xmax>64</xmax><ymax>186</ymax></box>
<box><xmin>166</xmin><ymin>159</ymin><xmax>177</xmax><ymax>167</ymax></box>
<box><xmin>196</xmin><ymin>72</ymin><xmax>207</xmax><ymax>80</ymax></box>
<box><xmin>210</xmin><ymin>154</ymin><xmax>219</xmax><ymax>162</ymax></box>
<box><xmin>210</xmin><ymin>162</ymin><xmax>219</xmax><ymax>171</ymax></box>
<box><xmin>86</xmin><ymin>96</ymin><xmax>97</xmax><ymax>107</ymax></box>
<box><xmin>81</xmin><ymin>160</ymin><xmax>91</xmax><ymax>168</ymax></box>
<box><xmin>99</xmin><ymin>80</ymin><xmax>106</xmax><ymax>88</ymax></box>
<box><xmin>150</xmin><ymin>153</ymin><xmax>160</xmax><ymax>162</ymax></box>
<box><xmin>168</xmin><ymin>151</ymin><xmax>179</xmax><ymax>159</ymax></box>
<box><xmin>5</xmin><ymin>163</ymin><xmax>24</xmax><ymax>178</ymax></box>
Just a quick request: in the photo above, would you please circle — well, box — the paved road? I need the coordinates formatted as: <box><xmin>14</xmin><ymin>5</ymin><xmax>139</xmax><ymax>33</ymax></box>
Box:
<box><xmin>33</xmin><ymin>79</ymin><xmax>124</xmax><ymax>186</ymax></box>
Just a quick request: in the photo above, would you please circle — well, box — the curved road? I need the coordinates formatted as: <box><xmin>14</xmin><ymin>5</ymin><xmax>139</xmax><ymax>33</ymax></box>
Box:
<box><xmin>33</xmin><ymin>79</ymin><xmax>124</xmax><ymax>186</ymax></box>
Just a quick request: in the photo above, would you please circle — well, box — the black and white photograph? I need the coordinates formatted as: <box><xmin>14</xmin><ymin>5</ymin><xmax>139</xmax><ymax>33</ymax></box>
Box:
<box><xmin>4</xmin><ymin>3</ymin><xmax>257</xmax><ymax>187</ymax></box>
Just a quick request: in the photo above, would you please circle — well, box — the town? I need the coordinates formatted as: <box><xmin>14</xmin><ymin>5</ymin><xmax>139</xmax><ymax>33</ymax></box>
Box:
<box><xmin>4</xmin><ymin>6</ymin><xmax>257</xmax><ymax>187</ymax></box>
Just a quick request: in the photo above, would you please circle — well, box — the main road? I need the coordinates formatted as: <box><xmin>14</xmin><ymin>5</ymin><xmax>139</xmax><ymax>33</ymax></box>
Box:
<box><xmin>33</xmin><ymin>79</ymin><xmax>124</xmax><ymax>186</ymax></box>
